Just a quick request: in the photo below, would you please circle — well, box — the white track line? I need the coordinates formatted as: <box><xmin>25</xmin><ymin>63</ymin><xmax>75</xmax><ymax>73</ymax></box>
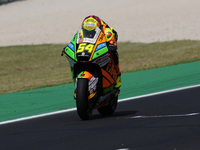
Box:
<box><xmin>118</xmin><ymin>84</ymin><xmax>200</xmax><ymax>102</ymax></box>
<box><xmin>129</xmin><ymin>112</ymin><xmax>199</xmax><ymax>119</ymax></box>
<box><xmin>0</xmin><ymin>108</ymin><xmax>76</xmax><ymax>125</ymax></box>
<box><xmin>0</xmin><ymin>84</ymin><xmax>200</xmax><ymax>125</ymax></box>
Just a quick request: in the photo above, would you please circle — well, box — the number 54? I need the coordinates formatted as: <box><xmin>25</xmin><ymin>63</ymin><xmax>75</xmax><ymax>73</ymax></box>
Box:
<box><xmin>77</xmin><ymin>43</ymin><xmax>94</xmax><ymax>53</ymax></box>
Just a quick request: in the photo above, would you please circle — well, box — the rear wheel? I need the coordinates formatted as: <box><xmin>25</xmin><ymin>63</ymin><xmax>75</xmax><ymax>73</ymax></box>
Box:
<box><xmin>76</xmin><ymin>79</ymin><xmax>93</xmax><ymax>120</ymax></box>
<box><xmin>97</xmin><ymin>95</ymin><xmax>118</xmax><ymax>115</ymax></box>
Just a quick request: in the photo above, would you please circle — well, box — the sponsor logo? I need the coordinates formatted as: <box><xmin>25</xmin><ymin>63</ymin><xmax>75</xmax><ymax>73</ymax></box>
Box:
<box><xmin>78</xmin><ymin>38</ymin><xmax>83</xmax><ymax>43</ymax></box>
<box><xmin>99</xmin><ymin>33</ymin><xmax>104</xmax><ymax>42</ymax></box>
<box><xmin>95</xmin><ymin>42</ymin><xmax>106</xmax><ymax>51</ymax></box>
<box><xmin>68</xmin><ymin>42</ymin><xmax>74</xmax><ymax>51</ymax></box>
<box><xmin>80</xmin><ymin>73</ymin><xmax>85</xmax><ymax>77</ymax></box>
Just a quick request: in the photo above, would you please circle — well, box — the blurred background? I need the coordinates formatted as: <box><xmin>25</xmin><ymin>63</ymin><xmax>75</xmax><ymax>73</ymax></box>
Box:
<box><xmin>1</xmin><ymin>0</ymin><xmax>200</xmax><ymax>46</ymax></box>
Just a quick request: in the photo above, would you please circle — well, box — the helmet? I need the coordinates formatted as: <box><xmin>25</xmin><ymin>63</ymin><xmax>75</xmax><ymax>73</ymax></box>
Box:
<box><xmin>81</xmin><ymin>15</ymin><xmax>101</xmax><ymax>38</ymax></box>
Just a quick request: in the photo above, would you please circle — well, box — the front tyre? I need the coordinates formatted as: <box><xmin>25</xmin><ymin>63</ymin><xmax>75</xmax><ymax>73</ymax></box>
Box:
<box><xmin>76</xmin><ymin>78</ymin><xmax>93</xmax><ymax>120</ymax></box>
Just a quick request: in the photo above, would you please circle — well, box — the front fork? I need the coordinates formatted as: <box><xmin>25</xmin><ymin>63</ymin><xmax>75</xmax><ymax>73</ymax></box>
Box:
<box><xmin>74</xmin><ymin>71</ymin><xmax>99</xmax><ymax>100</ymax></box>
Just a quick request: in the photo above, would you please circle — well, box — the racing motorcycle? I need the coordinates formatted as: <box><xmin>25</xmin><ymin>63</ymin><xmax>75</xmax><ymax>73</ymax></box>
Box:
<box><xmin>61</xmin><ymin>26</ymin><xmax>120</xmax><ymax>120</ymax></box>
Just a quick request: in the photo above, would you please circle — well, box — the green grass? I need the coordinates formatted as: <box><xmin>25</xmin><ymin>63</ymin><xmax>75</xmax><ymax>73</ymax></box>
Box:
<box><xmin>119</xmin><ymin>40</ymin><xmax>200</xmax><ymax>72</ymax></box>
<box><xmin>1</xmin><ymin>40</ymin><xmax>200</xmax><ymax>94</ymax></box>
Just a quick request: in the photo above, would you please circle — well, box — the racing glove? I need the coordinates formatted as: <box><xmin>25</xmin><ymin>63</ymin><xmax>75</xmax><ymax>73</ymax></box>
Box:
<box><xmin>107</xmin><ymin>43</ymin><xmax>119</xmax><ymax>65</ymax></box>
<box><xmin>107</xmin><ymin>43</ymin><xmax>117</xmax><ymax>52</ymax></box>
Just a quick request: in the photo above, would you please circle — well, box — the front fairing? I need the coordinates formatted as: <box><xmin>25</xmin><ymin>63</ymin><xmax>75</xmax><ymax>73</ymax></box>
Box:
<box><xmin>63</xmin><ymin>33</ymin><xmax>78</xmax><ymax>68</ymax></box>
<box><xmin>63</xmin><ymin>27</ymin><xmax>109</xmax><ymax>65</ymax></box>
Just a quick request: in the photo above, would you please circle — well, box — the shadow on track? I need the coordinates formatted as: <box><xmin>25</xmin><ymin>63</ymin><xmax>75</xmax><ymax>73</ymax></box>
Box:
<box><xmin>88</xmin><ymin>110</ymin><xmax>138</xmax><ymax>120</ymax></box>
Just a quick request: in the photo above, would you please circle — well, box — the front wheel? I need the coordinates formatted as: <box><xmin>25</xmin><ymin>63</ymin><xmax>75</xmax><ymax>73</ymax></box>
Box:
<box><xmin>76</xmin><ymin>79</ymin><xmax>93</xmax><ymax>120</ymax></box>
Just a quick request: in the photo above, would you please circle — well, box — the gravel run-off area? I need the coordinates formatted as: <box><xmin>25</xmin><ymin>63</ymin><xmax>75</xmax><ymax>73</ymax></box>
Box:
<box><xmin>0</xmin><ymin>0</ymin><xmax>200</xmax><ymax>46</ymax></box>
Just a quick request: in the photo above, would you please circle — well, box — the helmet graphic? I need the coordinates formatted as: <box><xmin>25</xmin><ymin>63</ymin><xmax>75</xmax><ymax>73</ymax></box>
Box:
<box><xmin>81</xmin><ymin>15</ymin><xmax>101</xmax><ymax>38</ymax></box>
<box><xmin>82</xmin><ymin>15</ymin><xmax>101</xmax><ymax>31</ymax></box>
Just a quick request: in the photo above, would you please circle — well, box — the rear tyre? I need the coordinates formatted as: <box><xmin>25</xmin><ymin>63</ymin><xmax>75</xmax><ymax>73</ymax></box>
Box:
<box><xmin>76</xmin><ymin>79</ymin><xmax>93</xmax><ymax>120</ymax></box>
<box><xmin>97</xmin><ymin>95</ymin><xmax>118</xmax><ymax>115</ymax></box>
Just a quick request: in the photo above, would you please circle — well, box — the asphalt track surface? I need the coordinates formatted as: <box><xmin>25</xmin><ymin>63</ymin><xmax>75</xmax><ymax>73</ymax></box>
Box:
<box><xmin>1</xmin><ymin>87</ymin><xmax>200</xmax><ymax>150</ymax></box>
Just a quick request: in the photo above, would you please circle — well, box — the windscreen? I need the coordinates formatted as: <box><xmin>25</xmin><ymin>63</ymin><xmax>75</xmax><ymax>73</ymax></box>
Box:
<box><xmin>77</xmin><ymin>27</ymin><xmax>101</xmax><ymax>44</ymax></box>
<box><xmin>82</xmin><ymin>29</ymin><xmax>96</xmax><ymax>38</ymax></box>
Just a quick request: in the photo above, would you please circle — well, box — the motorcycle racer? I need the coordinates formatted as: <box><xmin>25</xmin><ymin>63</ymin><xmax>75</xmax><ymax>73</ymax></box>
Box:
<box><xmin>79</xmin><ymin>15</ymin><xmax>121</xmax><ymax>88</ymax></box>
<box><xmin>62</xmin><ymin>15</ymin><xmax>121</xmax><ymax>119</ymax></box>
